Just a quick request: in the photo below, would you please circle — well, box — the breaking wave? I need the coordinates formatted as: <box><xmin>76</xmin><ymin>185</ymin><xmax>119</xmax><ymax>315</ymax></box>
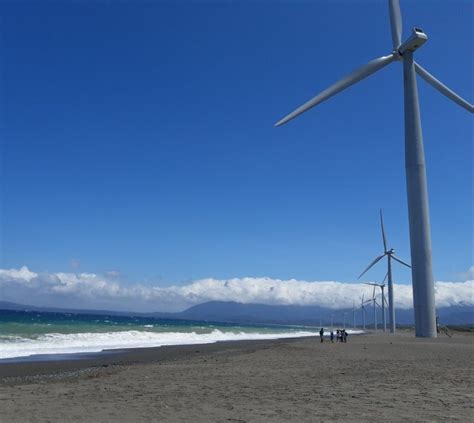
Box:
<box><xmin>0</xmin><ymin>329</ymin><xmax>330</xmax><ymax>360</ymax></box>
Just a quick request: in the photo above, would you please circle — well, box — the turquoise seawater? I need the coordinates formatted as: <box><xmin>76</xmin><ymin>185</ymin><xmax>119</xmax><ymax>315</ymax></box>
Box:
<box><xmin>0</xmin><ymin>309</ymin><xmax>318</xmax><ymax>360</ymax></box>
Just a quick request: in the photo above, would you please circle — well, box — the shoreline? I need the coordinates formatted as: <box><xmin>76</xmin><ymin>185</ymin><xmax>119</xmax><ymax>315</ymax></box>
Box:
<box><xmin>0</xmin><ymin>329</ymin><xmax>422</xmax><ymax>382</ymax></box>
<box><xmin>0</xmin><ymin>328</ymin><xmax>364</xmax><ymax>367</ymax></box>
<box><xmin>0</xmin><ymin>336</ymin><xmax>312</xmax><ymax>381</ymax></box>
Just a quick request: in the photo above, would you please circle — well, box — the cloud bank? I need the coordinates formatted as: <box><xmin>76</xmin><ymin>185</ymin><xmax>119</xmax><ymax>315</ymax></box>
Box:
<box><xmin>0</xmin><ymin>267</ymin><xmax>472</xmax><ymax>313</ymax></box>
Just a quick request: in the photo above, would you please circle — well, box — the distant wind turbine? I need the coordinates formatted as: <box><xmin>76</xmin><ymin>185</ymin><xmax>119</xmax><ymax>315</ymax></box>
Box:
<box><xmin>368</xmin><ymin>286</ymin><xmax>378</xmax><ymax>331</ymax></box>
<box><xmin>352</xmin><ymin>301</ymin><xmax>356</xmax><ymax>329</ymax></box>
<box><xmin>359</xmin><ymin>211</ymin><xmax>410</xmax><ymax>334</ymax></box>
<box><xmin>365</xmin><ymin>281</ymin><xmax>388</xmax><ymax>332</ymax></box>
<box><xmin>274</xmin><ymin>0</ymin><xmax>473</xmax><ymax>338</ymax></box>
<box><xmin>360</xmin><ymin>294</ymin><xmax>366</xmax><ymax>331</ymax></box>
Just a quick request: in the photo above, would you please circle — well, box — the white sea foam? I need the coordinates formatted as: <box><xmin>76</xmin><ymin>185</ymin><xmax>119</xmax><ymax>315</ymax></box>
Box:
<box><xmin>0</xmin><ymin>329</ymin><xmax>331</xmax><ymax>360</ymax></box>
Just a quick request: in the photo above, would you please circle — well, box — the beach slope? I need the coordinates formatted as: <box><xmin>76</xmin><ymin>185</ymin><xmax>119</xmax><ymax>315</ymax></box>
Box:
<box><xmin>0</xmin><ymin>331</ymin><xmax>472</xmax><ymax>422</ymax></box>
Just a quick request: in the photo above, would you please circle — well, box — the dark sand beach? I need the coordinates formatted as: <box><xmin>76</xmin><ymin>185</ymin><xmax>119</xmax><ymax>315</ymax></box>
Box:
<box><xmin>0</xmin><ymin>331</ymin><xmax>472</xmax><ymax>422</ymax></box>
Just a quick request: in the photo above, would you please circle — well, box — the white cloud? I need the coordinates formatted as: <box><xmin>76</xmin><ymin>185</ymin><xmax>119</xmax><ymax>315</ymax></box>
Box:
<box><xmin>0</xmin><ymin>266</ymin><xmax>38</xmax><ymax>283</ymax></box>
<box><xmin>0</xmin><ymin>266</ymin><xmax>472</xmax><ymax>313</ymax></box>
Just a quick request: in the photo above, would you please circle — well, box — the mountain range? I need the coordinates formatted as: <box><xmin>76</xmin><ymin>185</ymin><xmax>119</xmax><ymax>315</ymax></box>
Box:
<box><xmin>1</xmin><ymin>300</ymin><xmax>472</xmax><ymax>326</ymax></box>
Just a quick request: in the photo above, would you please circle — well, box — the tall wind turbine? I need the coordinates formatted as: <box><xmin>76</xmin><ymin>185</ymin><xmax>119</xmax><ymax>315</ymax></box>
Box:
<box><xmin>274</xmin><ymin>0</ymin><xmax>473</xmax><ymax>338</ymax></box>
<box><xmin>359</xmin><ymin>211</ymin><xmax>410</xmax><ymax>334</ymax></box>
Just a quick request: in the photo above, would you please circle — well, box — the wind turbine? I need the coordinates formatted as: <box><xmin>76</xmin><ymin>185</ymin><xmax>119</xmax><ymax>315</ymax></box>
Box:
<box><xmin>274</xmin><ymin>0</ymin><xmax>473</xmax><ymax>338</ymax></box>
<box><xmin>359</xmin><ymin>211</ymin><xmax>410</xmax><ymax>334</ymax></box>
<box><xmin>352</xmin><ymin>300</ymin><xmax>357</xmax><ymax>329</ymax></box>
<box><xmin>369</xmin><ymin>286</ymin><xmax>378</xmax><ymax>331</ymax></box>
<box><xmin>360</xmin><ymin>294</ymin><xmax>366</xmax><ymax>330</ymax></box>
<box><xmin>365</xmin><ymin>281</ymin><xmax>388</xmax><ymax>332</ymax></box>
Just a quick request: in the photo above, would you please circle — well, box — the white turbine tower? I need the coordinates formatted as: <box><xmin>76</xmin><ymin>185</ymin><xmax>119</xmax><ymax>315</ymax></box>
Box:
<box><xmin>274</xmin><ymin>0</ymin><xmax>473</xmax><ymax>338</ymax></box>
<box><xmin>359</xmin><ymin>211</ymin><xmax>410</xmax><ymax>334</ymax></box>
<box><xmin>352</xmin><ymin>300</ymin><xmax>357</xmax><ymax>329</ymax></box>
<box><xmin>360</xmin><ymin>294</ymin><xmax>366</xmax><ymax>331</ymax></box>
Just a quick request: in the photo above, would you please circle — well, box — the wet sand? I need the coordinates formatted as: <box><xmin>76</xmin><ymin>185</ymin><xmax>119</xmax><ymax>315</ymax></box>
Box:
<box><xmin>0</xmin><ymin>331</ymin><xmax>472</xmax><ymax>422</ymax></box>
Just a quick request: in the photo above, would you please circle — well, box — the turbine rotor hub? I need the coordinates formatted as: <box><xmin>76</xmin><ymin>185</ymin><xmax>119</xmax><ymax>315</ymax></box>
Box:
<box><xmin>392</xmin><ymin>49</ymin><xmax>403</xmax><ymax>61</ymax></box>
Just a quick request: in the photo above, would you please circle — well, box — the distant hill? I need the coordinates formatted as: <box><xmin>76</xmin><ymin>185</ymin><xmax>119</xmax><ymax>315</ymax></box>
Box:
<box><xmin>174</xmin><ymin>301</ymin><xmax>332</xmax><ymax>325</ymax></box>
<box><xmin>0</xmin><ymin>301</ymin><xmax>136</xmax><ymax>317</ymax></box>
<box><xmin>171</xmin><ymin>301</ymin><xmax>473</xmax><ymax>326</ymax></box>
<box><xmin>1</xmin><ymin>300</ymin><xmax>472</xmax><ymax>326</ymax></box>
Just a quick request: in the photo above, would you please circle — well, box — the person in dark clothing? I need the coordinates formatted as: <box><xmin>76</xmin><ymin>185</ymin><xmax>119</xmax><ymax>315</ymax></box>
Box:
<box><xmin>343</xmin><ymin>330</ymin><xmax>348</xmax><ymax>343</ymax></box>
<box><xmin>319</xmin><ymin>327</ymin><xmax>324</xmax><ymax>343</ymax></box>
<box><xmin>330</xmin><ymin>331</ymin><xmax>334</xmax><ymax>343</ymax></box>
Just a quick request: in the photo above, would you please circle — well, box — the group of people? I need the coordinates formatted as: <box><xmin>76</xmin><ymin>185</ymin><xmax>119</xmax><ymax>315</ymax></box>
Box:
<box><xmin>319</xmin><ymin>328</ymin><xmax>349</xmax><ymax>343</ymax></box>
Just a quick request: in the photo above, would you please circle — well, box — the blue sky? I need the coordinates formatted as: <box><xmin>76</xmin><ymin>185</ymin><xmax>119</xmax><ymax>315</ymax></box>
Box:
<box><xmin>1</xmin><ymin>0</ymin><xmax>472</xmax><ymax>289</ymax></box>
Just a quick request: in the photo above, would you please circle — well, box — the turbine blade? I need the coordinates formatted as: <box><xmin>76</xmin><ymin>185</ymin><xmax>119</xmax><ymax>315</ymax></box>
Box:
<box><xmin>382</xmin><ymin>272</ymin><xmax>388</xmax><ymax>284</ymax></box>
<box><xmin>275</xmin><ymin>54</ymin><xmax>397</xmax><ymax>126</ymax></box>
<box><xmin>358</xmin><ymin>254</ymin><xmax>386</xmax><ymax>279</ymax></box>
<box><xmin>372</xmin><ymin>286</ymin><xmax>376</xmax><ymax>299</ymax></box>
<box><xmin>364</xmin><ymin>282</ymin><xmax>379</xmax><ymax>287</ymax></box>
<box><xmin>415</xmin><ymin>62</ymin><xmax>474</xmax><ymax>113</ymax></box>
<box><xmin>388</xmin><ymin>0</ymin><xmax>402</xmax><ymax>50</ymax></box>
<box><xmin>380</xmin><ymin>209</ymin><xmax>388</xmax><ymax>252</ymax></box>
<box><xmin>392</xmin><ymin>254</ymin><xmax>411</xmax><ymax>268</ymax></box>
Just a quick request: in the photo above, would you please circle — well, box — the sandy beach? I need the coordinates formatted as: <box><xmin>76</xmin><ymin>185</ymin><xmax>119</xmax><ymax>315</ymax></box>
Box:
<box><xmin>0</xmin><ymin>331</ymin><xmax>472</xmax><ymax>422</ymax></box>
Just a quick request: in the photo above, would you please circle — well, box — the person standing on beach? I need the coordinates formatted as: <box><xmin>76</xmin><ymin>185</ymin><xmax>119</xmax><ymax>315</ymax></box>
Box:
<box><xmin>319</xmin><ymin>327</ymin><xmax>324</xmax><ymax>343</ymax></box>
<box><xmin>343</xmin><ymin>330</ymin><xmax>348</xmax><ymax>343</ymax></box>
<box><xmin>330</xmin><ymin>331</ymin><xmax>334</xmax><ymax>343</ymax></box>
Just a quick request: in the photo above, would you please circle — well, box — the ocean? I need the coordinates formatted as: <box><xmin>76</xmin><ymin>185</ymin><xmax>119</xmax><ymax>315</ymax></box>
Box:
<box><xmin>0</xmin><ymin>309</ymin><xmax>322</xmax><ymax>361</ymax></box>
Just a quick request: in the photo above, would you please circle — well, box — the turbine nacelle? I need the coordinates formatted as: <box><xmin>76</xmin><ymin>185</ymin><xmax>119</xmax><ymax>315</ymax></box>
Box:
<box><xmin>398</xmin><ymin>27</ymin><xmax>428</xmax><ymax>55</ymax></box>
